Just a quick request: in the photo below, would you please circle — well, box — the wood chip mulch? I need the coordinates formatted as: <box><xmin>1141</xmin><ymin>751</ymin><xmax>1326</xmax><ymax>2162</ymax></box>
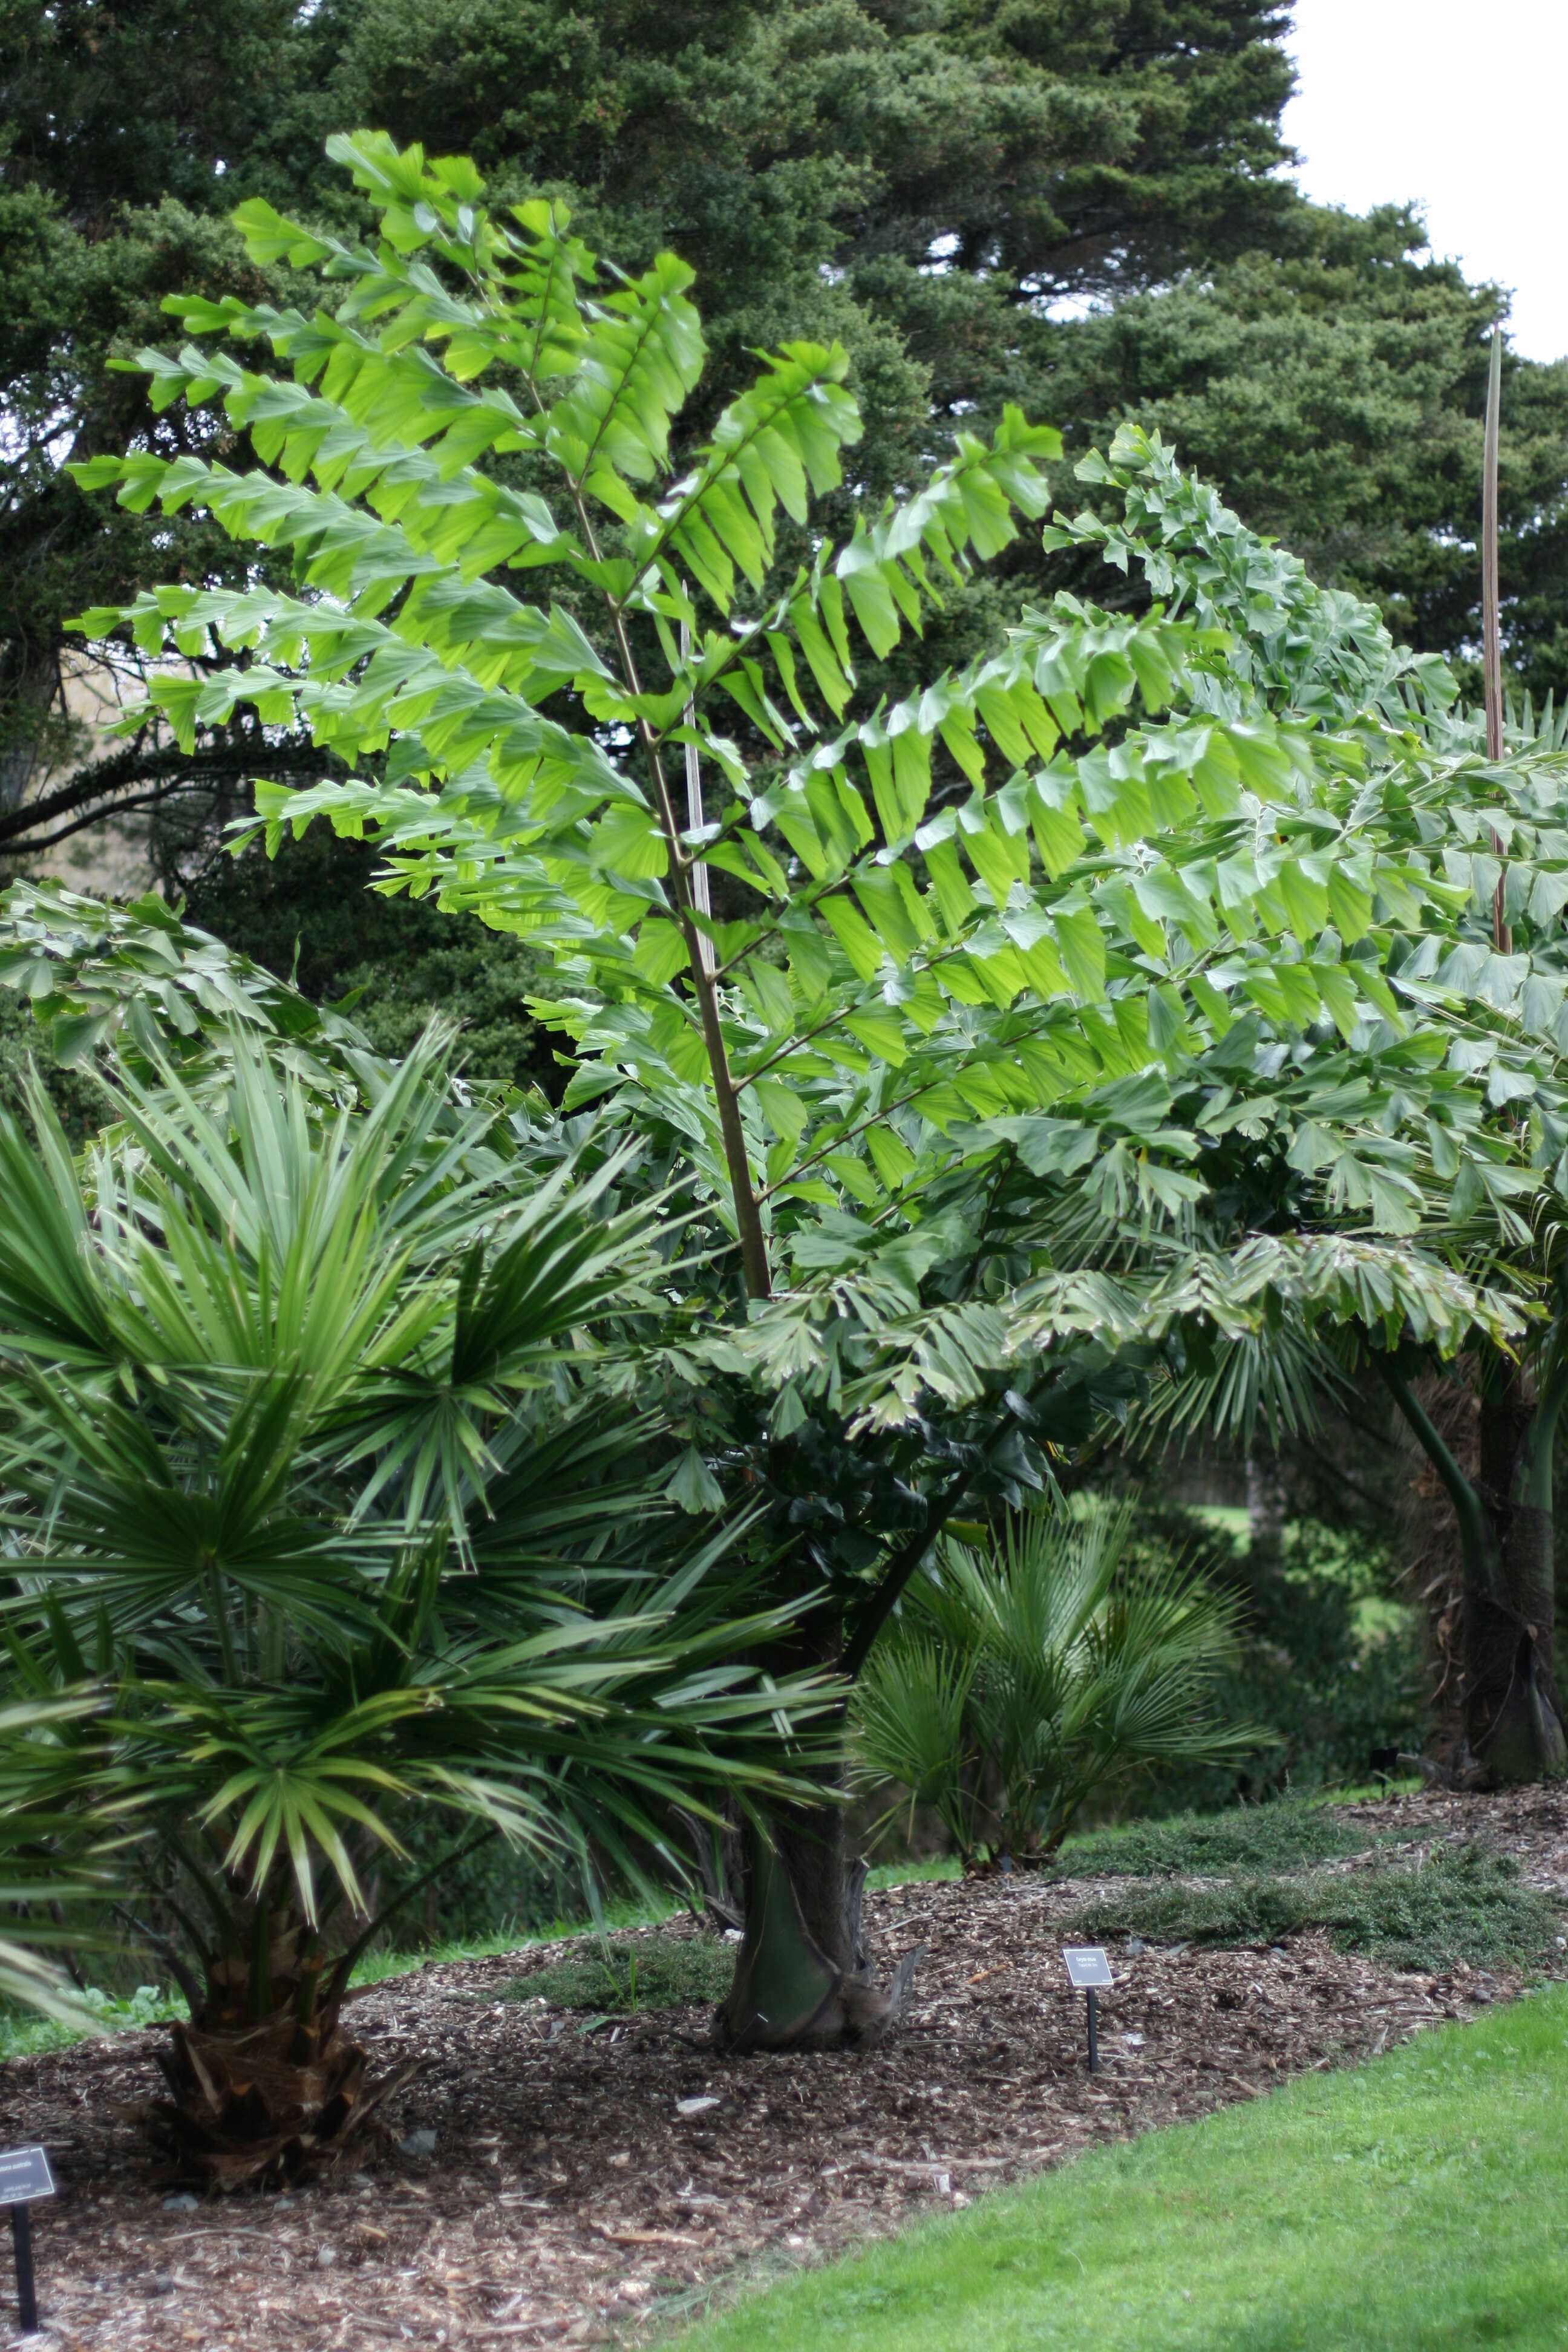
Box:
<box><xmin>3</xmin><ymin>1784</ymin><xmax>1565</xmax><ymax>2350</ymax></box>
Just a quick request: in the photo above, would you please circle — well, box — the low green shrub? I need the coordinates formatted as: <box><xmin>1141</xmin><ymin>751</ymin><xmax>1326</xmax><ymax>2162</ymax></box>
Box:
<box><xmin>0</xmin><ymin>1981</ymin><xmax>181</xmax><ymax>2063</ymax></box>
<box><xmin>1055</xmin><ymin>1796</ymin><xmax>1396</xmax><ymax>1880</ymax></box>
<box><xmin>1067</xmin><ymin>1840</ymin><xmax>1560</xmax><ymax>1972</ymax></box>
<box><xmin>503</xmin><ymin>1933</ymin><xmax>734</xmax><ymax>2014</ymax></box>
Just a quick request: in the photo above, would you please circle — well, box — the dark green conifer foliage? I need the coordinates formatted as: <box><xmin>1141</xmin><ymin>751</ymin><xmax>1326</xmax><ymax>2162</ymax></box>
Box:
<box><xmin>0</xmin><ymin>0</ymin><xmax>1563</xmax><ymax>877</ymax></box>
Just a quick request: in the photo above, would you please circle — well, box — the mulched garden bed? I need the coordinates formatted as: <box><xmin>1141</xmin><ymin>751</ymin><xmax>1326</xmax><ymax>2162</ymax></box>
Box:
<box><xmin>4</xmin><ymin>1784</ymin><xmax>1566</xmax><ymax>2351</ymax></box>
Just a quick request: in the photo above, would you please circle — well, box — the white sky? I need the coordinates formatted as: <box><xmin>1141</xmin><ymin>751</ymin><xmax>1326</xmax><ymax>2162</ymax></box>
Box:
<box><xmin>1282</xmin><ymin>0</ymin><xmax>1568</xmax><ymax>363</ymax></box>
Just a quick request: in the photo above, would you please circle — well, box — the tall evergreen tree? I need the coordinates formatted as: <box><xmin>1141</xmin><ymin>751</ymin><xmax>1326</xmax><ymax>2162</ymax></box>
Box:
<box><xmin>0</xmin><ymin>0</ymin><xmax>1563</xmax><ymax>894</ymax></box>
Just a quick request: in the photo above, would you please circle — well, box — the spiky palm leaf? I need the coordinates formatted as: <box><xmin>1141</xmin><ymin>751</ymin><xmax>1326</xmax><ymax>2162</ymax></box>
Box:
<box><xmin>0</xmin><ymin>1694</ymin><xmax>121</xmax><ymax>2028</ymax></box>
<box><xmin>854</xmin><ymin>1501</ymin><xmax>1258</xmax><ymax>1863</ymax></box>
<box><xmin>0</xmin><ymin>1027</ymin><xmax>830</xmax><ymax>2177</ymax></box>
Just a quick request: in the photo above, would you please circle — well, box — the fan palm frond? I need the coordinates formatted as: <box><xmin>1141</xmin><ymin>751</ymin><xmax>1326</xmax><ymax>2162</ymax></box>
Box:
<box><xmin>0</xmin><ymin>1023</ymin><xmax>829</xmax><ymax>2169</ymax></box>
<box><xmin>854</xmin><ymin>1499</ymin><xmax>1262</xmax><ymax>1864</ymax></box>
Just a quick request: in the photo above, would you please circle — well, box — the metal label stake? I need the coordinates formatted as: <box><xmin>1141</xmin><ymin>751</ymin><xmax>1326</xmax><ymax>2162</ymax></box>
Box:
<box><xmin>1062</xmin><ymin>1946</ymin><xmax>1113</xmax><ymax>2074</ymax></box>
<box><xmin>0</xmin><ymin>2148</ymin><xmax>54</xmax><ymax>2333</ymax></box>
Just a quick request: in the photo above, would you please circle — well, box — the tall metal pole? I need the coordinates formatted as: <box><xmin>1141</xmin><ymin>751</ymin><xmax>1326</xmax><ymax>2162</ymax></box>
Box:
<box><xmin>1483</xmin><ymin>325</ymin><xmax>1511</xmax><ymax>953</ymax></box>
<box><xmin>11</xmin><ymin>2205</ymin><xmax>36</xmax><ymax>2333</ymax></box>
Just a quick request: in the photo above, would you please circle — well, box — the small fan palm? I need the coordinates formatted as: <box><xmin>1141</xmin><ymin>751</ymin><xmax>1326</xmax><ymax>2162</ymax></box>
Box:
<box><xmin>0</xmin><ymin>1030</ymin><xmax>829</xmax><ymax>2181</ymax></box>
<box><xmin>854</xmin><ymin>1502</ymin><xmax>1261</xmax><ymax>1865</ymax></box>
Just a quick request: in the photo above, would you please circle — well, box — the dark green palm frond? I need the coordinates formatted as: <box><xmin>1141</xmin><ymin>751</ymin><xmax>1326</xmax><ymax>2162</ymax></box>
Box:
<box><xmin>854</xmin><ymin>1499</ymin><xmax>1264</xmax><ymax>1864</ymax></box>
<box><xmin>1125</xmin><ymin>1322</ymin><xmax>1348</xmax><ymax>1454</ymax></box>
<box><xmin>0</xmin><ymin>1693</ymin><xmax>124</xmax><ymax>2025</ymax></box>
<box><xmin>0</xmin><ymin>1022</ymin><xmax>831</xmax><ymax>2007</ymax></box>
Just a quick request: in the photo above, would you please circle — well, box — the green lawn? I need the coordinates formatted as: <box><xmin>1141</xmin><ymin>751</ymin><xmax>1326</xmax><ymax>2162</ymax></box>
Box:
<box><xmin>676</xmin><ymin>1985</ymin><xmax>1568</xmax><ymax>2352</ymax></box>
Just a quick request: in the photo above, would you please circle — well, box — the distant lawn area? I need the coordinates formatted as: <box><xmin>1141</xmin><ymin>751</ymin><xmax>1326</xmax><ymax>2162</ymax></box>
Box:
<box><xmin>677</xmin><ymin>1984</ymin><xmax>1568</xmax><ymax>2352</ymax></box>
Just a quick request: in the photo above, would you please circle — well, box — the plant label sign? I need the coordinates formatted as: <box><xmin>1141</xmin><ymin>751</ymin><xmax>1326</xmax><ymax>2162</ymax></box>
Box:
<box><xmin>0</xmin><ymin>2148</ymin><xmax>53</xmax><ymax>2335</ymax></box>
<box><xmin>1062</xmin><ymin>1949</ymin><xmax>1111</xmax><ymax>2076</ymax></box>
<box><xmin>0</xmin><ymin>2151</ymin><xmax>51</xmax><ymax>2207</ymax></box>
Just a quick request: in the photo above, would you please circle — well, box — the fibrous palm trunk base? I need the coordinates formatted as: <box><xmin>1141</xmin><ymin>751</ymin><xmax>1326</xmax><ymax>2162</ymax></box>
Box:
<box><xmin>129</xmin><ymin>1981</ymin><xmax>415</xmax><ymax>2187</ymax></box>
<box><xmin>1468</xmin><ymin>1576</ymin><xmax>1567</xmax><ymax>1786</ymax></box>
<box><xmin>1469</xmin><ymin>1374</ymin><xmax>1566</xmax><ymax>1783</ymax></box>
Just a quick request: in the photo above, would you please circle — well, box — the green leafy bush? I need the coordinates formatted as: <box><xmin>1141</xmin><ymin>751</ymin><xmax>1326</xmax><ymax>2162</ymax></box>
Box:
<box><xmin>179</xmin><ymin>829</ymin><xmax>558</xmax><ymax>1097</ymax></box>
<box><xmin>504</xmin><ymin>1935</ymin><xmax>734</xmax><ymax>2014</ymax></box>
<box><xmin>1068</xmin><ymin>1841</ymin><xmax>1560</xmax><ymax>1972</ymax></box>
<box><xmin>1055</xmin><ymin>1796</ymin><xmax>1388</xmax><ymax>1881</ymax></box>
<box><xmin>0</xmin><ymin>1981</ymin><xmax>184</xmax><ymax>2064</ymax></box>
<box><xmin>0</xmin><ymin>986</ymin><xmax>110</xmax><ymax>1146</ymax></box>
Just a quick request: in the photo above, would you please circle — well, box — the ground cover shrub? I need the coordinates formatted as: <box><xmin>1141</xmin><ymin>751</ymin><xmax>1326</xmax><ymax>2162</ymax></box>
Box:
<box><xmin>504</xmin><ymin>1936</ymin><xmax>736</xmax><ymax>2016</ymax></box>
<box><xmin>1052</xmin><ymin>1795</ymin><xmax>1393</xmax><ymax>1880</ymax></box>
<box><xmin>0</xmin><ymin>1982</ymin><xmax>185</xmax><ymax>2064</ymax></box>
<box><xmin>1067</xmin><ymin>1840</ymin><xmax>1560</xmax><ymax>1972</ymax></box>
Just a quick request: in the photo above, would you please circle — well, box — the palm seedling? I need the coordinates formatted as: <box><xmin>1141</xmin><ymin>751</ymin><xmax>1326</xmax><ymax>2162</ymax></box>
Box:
<box><xmin>0</xmin><ymin>1028</ymin><xmax>829</xmax><ymax>2182</ymax></box>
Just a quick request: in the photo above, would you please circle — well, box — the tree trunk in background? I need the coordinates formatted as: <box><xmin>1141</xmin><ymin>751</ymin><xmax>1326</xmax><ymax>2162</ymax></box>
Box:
<box><xmin>1244</xmin><ymin>1449</ymin><xmax>1287</xmax><ymax>1564</ymax></box>
<box><xmin>1471</xmin><ymin>1363</ymin><xmax>1566</xmax><ymax>1783</ymax></box>
<box><xmin>1387</xmin><ymin>1359</ymin><xmax>1566</xmax><ymax>1784</ymax></box>
<box><xmin>1393</xmin><ymin>1374</ymin><xmax>1475</xmax><ymax>1768</ymax></box>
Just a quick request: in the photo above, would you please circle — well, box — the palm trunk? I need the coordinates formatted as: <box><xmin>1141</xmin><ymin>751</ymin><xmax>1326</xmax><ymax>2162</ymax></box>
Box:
<box><xmin>1382</xmin><ymin>1352</ymin><xmax>1567</xmax><ymax>1782</ymax></box>
<box><xmin>133</xmin><ymin>1881</ymin><xmax>414</xmax><ymax>2186</ymax></box>
<box><xmin>1245</xmin><ymin>1448</ymin><xmax>1287</xmax><ymax>1564</ymax></box>
<box><xmin>714</xmin><ymin>1799</ymin><xmax>924</xmax><ymax>2052</ymax></box>
<box><xmin>1468</xmin><ymin>1353</ymin><xmax>1567</xmax><ymax>1780</ymax></box>
<box><xmin>714</xmin><ymin>1619</ymin><xmax>924</xmax><ymax>2053</ymax></box>
<box><xmin>1391</xmin><ymin>1373</ymin><xmax>1474</xmax><ymax>1765</ymax></box>
<box><xmin>714</xmin><ymin>1426</ymin><xmax>1021</xmax><ymax>2049</ymax></box>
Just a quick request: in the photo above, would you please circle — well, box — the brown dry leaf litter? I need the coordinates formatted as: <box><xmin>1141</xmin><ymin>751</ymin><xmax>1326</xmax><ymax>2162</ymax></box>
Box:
<box><xmin>2</xmin><ymin>1783</ymin><xmax>1565</xmax><ymax>2351</ymax></box>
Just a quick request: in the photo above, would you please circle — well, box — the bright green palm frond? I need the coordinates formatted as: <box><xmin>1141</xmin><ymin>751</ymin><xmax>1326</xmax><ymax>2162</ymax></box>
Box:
<box><xmin>0</xmin><ymin>1084</ymin><xmax>113</xmax><ymax>1364</ymax></box>
<box><xmin>335</xmin><ymin>1146</ymin><xmax>661</xmax><ymax>1544</ymax></box>
<box><xmin>448</xmin><ymin>1138</ymin><xmax>654</xmax><ymax>1386</ymax></box>
<box><xmin>860</xmin><ymin>1498</ymin><xmax>1264</xmax><ymax>1857</ymax></box>
<box><xmin>1128</xmin><ymin>1323</ymin><xmax>1347</xmax><ymax>1455</ymax></box>
<box><xmin>853</xmin><ymin>1636</ymin><xmax>975</xmax><ymax>1809</ymax></box>
<box><xmin>996</xmin><ymin>1501</ymin><xmax>1134</xmax><ymax>1656</ymax></box>
<box><xmin>1069</xmin><ymin>1564</ymin><xmax>1256</xmax><ymax>1765</ymax></box>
